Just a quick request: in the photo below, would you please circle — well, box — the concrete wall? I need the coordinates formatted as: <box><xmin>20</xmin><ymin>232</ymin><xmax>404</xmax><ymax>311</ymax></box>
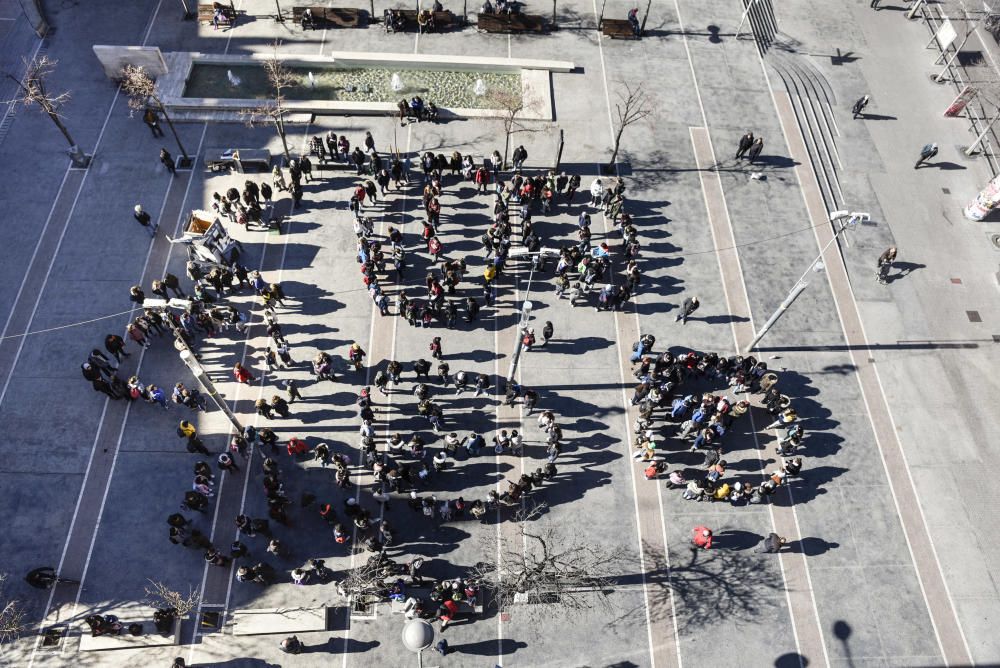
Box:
<box><xmin>92</xmin><ymin>45</ymin><xmax>169</xmax><ymax>80</ymax></box>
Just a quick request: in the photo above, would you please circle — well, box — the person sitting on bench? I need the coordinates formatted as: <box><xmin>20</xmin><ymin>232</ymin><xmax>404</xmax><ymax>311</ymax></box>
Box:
<box><xmin>417</xmin><ymin>9</ymin><xmax>435</xmax><ymax>32</ymax></box>
<box><xmin>627</xmin><ymin>7</ymin><xmax>640</xmax><ymax>36</ymax></box>
<box><xmin>386</xmin><ymin>8</ymin><xmax>406</xmax><ymax>31</ymax></box>
<box><xmin>425</xmin><ymin>102</ymin><xmax>439</xmax><ymax>122</ymax></box>
<box><xmin>410</xmin><ymin>96</ymin><xmax>425</xmax><ymax>119</ymax></box>
<box><xmin>301</xmin><ymin>8</ymin><xmax>315</xmax><ymax>30</ymax></box>
<box><xmin>433</xmin><ymin>0</ymin><xmax>444</xmax><ymax>11</ymax></box>
<box><xmin>481</xmin><ymin>0</ymin><xmax>495</xmax><ymax>13</ymax></box>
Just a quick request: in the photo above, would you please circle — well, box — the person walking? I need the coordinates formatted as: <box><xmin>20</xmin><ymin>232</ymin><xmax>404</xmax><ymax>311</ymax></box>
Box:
<box><xmin>675</xmin><ymin>296</ymin><xmax>700</xmax><ymax>324</ymax></box>
<box><xmin>756</xmin><ymin>532</ymin><xmax>786</xmax><ymax>553</ymax></box>
<box><xmin>429</xmin><ymin>336</ymin><xmax>443</xmax><ymax>360</ymax></box>
<box><xmin>133</xmin><ymin>205</ymin><xmax>157</xmax><ymax>236</ymax></box>
<box><xmin>747</xmin><ymin>137</ymin><xmax>764</xmax><ymax>163</ymax></box>
<box><xmin>143</xmin><ymin>108</ymin><xmax>165</xmax><ymax>137</ymax></box>
<box><xmin>851</xmin><ymin>95</ymin><xmax>869</xmax><ymax>119</ymax></box>
<box><xmin>735</xmin><ymin>131</ymin><xmax>754</xmax><ymax>159</ymax></box>
<box><xmin>914</xmin><ymin>142</ymin><xmax>938</xmax><ymax>168</ymax></box>
<box><xmin>160</xmin><ymin>148</ymin><xmax>177</xmax><ymax>177</ymax></box>
<box><xmin>876</xmin><ymin>246</ymin><xmax>897</xmax><ymax>284</ymax></box>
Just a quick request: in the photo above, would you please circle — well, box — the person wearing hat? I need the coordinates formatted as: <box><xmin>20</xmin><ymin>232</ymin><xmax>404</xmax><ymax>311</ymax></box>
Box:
<box><xmin>692</xmin><ymin>526</ymin><xmax>713</xmax><ymax>549</ymax></box>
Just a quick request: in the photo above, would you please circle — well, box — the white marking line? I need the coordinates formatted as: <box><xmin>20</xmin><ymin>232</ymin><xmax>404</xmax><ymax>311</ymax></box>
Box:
<box><xmin>764</xmin><ymin>30</ymin><xmax>965</xmax><ymax>659</ymax></box>
<box><xmin>68</xmin><ymin>121</ymin><xmax>210</xmax><ymax>616</ymax></box>
<box><xmin>675</xmin><ymin>0</ymin><xmax>826</xmax><ymax>652</ymax></box>
<box><xmin>590</xmin><ymin>0</ymin><xmax>658</xmax><ymax>661</ymax></box>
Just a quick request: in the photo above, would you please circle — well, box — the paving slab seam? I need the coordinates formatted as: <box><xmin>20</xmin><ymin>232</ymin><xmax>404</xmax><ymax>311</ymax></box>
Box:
<box><xmin>768</xmin><ymin>85</ymin><xmax>972</xmax><ymax>666</ymax></box>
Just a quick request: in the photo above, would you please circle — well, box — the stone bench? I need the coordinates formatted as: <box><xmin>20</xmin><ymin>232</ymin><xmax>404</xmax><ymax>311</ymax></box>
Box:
<box><xmin>292</xmin><ymin>6</ymin><xmax>366</xmax><ymax>29</ymax></box>
<box><xmin>231</xmin><ymin>606</ymin><xmax>328</xmax><ymax>636</ymax></box>
<box><xmin>78</xmin><ymin>613</ymin><xmax>180</xmax><ymax>652</ymax></box>
<box><xmin>387</xmin><ymin>582</ymin><xmax>484</xmax><ymax>616</ymax></box>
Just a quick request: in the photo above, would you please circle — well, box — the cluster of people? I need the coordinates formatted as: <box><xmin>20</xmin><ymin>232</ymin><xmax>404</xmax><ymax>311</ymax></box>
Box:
<box><xmin>621</xmin><ymin>334</ymin><xmax>808</xmax><ymax>505</ymax></box>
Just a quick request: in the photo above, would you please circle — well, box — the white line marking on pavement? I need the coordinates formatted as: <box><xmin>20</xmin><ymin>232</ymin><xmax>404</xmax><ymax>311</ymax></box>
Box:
<box><xmin>589</xmin><ymin>0</ymin><xmax>658</xmax><ymax>658</ymax></box>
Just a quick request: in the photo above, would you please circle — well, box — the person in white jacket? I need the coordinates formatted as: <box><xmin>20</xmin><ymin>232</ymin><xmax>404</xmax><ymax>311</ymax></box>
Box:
<box><xmin>589</xmin><ymin>177</ymin><xmax>604</xmax><ymax>208</ymax></box>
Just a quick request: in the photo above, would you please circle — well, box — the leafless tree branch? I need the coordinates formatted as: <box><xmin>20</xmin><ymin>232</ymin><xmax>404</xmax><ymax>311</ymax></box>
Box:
<box><xmin>0</xmin><ymin>574</ymin><xmax>26</xmax><ymax>644</ymax></box>
<box><xmin>142</xmin><ymin>580</ymin><xmax>202</xmax><ymax>618</ymax></box>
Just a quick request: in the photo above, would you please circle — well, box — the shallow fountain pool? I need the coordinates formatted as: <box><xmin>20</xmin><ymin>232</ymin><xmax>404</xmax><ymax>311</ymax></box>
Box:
<box><xmin>183</xmin><ymin>64</ymin><xmax>521</xmax><ymax>108</ymax></box>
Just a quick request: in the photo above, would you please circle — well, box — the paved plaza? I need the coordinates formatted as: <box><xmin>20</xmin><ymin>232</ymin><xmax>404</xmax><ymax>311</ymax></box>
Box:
<box><xmin>0</xmin><ymin>0</ymin><xmax>999</xmax><ymax>666</ymax></box>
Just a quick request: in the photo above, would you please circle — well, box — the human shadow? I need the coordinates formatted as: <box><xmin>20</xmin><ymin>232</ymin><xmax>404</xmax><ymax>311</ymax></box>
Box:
<box><xmin>540</xmin><ymin>336</ymin><xmax>614</xmax><ymax>354</ymax></box>
<box><xmin>787</xmin><ymin>536</ymin><xmax>840</xmax><ymax>556</ymax></box>
<box><xmin>304</xmin><ymin>637</ymin><xmax>380</xmax><ymax>653</ymax></box>
<box><xmin>748</xmin><ymin>154</ymin><xmax>800</xmax><ymax>169</ymax></box>
<box><xmin>924</xmin><ymin>161</ymin><xmax>967</xmax><ymax>171</ymax></box>
<box><xmin>857</xmin><ymin>113</ymin><xmax>897</xmax><ymax>121</ymax></box>
<box><xmin>713</xmin><ymin>529</ymin><xmax>764</xmax><ymax>550</ymax></box>
<box><xmin>885</xmin><ymin>261</ymin><xmax>925</xmax><ymax>282</ymax></box>
<box><xmin>452</xmin><ymin>638</ymin><xmax>529</xmax><ymax>656</ymax></box>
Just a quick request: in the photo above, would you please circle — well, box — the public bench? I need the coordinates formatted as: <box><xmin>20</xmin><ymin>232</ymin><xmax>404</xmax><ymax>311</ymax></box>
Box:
<box><xmin>204</xmin><ymin>148</ymin><xmax>272</xmax><ymax>173</ymax></box>
<box><xmin>600</xmin><ymin>18</ymin><xmax>639</xmax><ymax>39</ymax></box>
<box><xmin>198</xmin><ymin>2</ymin><xmax>239</xmax><ymax>26</ymax></box>
<box><xmin>79</xmin><ymin>610</ymin><xmax>180</xmax><ymax>651</ymax></box>
<box><xmin>231</xmin><ymin>606</ymin><xmax>328</xmax><ymax>636</ymax></box>
<box><xmin>477</xmin><ymin>12</ymin><xmax>549</xmax><ymax>33</ymax></box>
<box><xmin>385</xmin><ymin>579</ymin><xmax>485</xmax><ymax>616</ymax></box>
<box><xmin>292</xmin><ymin>6</ymin><xmax>365</xmax><ymax>28</ymax></box>
<box><xmin>385</xmin><ymin>9</ymin><xmax>461</xmax><ymax>32</ymax></box>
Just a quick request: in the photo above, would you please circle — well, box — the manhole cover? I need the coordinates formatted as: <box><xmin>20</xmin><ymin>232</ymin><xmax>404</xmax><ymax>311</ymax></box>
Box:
<box><xmin>967</xmin><ymin>310</ymin><xmax>982</xmax><ymax>322</ymax></box>
<box><xmin>991</xmin><ymin>233</ymin><xmax>1000</xmax><ymax>249</ymax></box>
<box><xmin>958</xmin><ymin>50</ymin><xmax>985</xmax><ymax>67</ymax></box>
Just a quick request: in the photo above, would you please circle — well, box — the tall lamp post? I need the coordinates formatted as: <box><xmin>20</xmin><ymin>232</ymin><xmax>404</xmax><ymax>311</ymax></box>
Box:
<box><xmin>401</xmin><ymin>619</ymin><xmax>435</xmax><ymax>668</ymax></box>
<box><xmin>745</xmin><ymin>210</ymin><xmax>869</xmax><ymax>352</ymax></box>
<box><xmin>179</xmin><ymin>348</ymin><xmax>244</xmax><ymax>433</ymax></box>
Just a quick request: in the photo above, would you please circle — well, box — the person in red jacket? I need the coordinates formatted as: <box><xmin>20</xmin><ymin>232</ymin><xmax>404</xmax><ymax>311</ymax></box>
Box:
<box><xmin>692</xmin><ymin>526</ymin><xmax>713</xmax><ymax>549</ymax></box>
<box><xmin>438</xmin><ymin>598</ymin><xmax>459</xmax><ymax>629</ymax></box>
<box><xmin>233</xmin><ymin>362</ymin><xmax>256</xmax><ymax>384</ymax></box>
<box><xmin>474</xmin><ymin>166</ymin><xmax>490</xmax><ymax>194</ymax></box>
<box><xmin>287</xmin><ymin>437</ymin><xmax>308</xmax><ymax>456</ymax></box>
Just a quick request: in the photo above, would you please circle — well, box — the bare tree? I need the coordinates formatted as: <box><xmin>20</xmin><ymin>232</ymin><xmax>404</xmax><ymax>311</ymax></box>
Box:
<box><xmin>470</xmin><ymin>504</ymin><xmax>627</xmax><ymax>617</ymax></box>
<box><xmin>241</xmin><ymin>43</ymin><xmax>298</xmax><ymax>161</ymax></box>
<box><xmin>606</xmin><ymin>81</ymin><xmax>652</xmax><ymax>172</ymax></box>
<box><xmin>142</xmin><ymin>580</ymin><xmax>202</xmax><ymax>618</ymax></box>
<box><xmin>487</xmin><ymin>89</ymin><xmax>535</xmax><ymax>169</ymax></box>
<box><xmin>4</xmin><ymin>56</ymin><xmax>90</xmax><ymax>167</ymax></box>
<box><xmin>0</xmin><ymin>574</ymin><xmax>25</xmax><ymax>644</ymax></box>
<box><xmin>335</xmin><ymin>553</ymin><xmax>394</xmax><ymax>604</ymax></box>
<box><xmin>120</xmin><ymin>64</ymin><xmax>192</xmax><ymax>166</ymax></box>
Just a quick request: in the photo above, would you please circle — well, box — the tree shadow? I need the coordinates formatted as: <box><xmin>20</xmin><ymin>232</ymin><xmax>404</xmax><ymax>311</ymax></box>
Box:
<box><xmin>609</xmin><ymin>540</ymin><xmax>785</xmax><ymax>632</ymax></box>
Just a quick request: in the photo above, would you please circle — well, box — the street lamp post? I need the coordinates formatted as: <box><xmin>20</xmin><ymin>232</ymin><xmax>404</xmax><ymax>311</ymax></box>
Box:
<box><xmin>178</xmin><ymin>348</ymin><xmax>244</xmax><ymax>433</ymax></box>
<box><xmin>506</xmin><ymin>299</ymin><xmax>534</xmax><ymax>385</ymax></box>
<box><xmin>401</xmin><ymin>619</ymin><xmax>435</xmax><ymax>668</ymax></box>
<box><xmin>745</xmin><ymin>211</ymin><xmax>868</xmax><ymax>352</ymax></box>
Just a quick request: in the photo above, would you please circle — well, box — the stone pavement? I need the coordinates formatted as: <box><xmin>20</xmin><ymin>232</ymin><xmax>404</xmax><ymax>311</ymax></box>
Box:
<box><xmin>0</xmin><ymin>0</ymin><xmax>998</xmax><ymax>667</ymax></box>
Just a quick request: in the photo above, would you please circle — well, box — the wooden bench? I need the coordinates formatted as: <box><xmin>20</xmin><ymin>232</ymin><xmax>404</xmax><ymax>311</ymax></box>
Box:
<box><xmin>292</xmin><ymin>6</ymin><xmax>366</xmax><ymax>29</ymax></box>
<box><xmin>204</xmin><ymin>148</ymin><xmax>272</xmax><ymax>174</ymax></box>
<box><xmin>477</xmin><ymin>12</ymin><xmax>548</xmax><ymax>33</ymax></box>
<box><xmin>601</xmin><ymin>18</ymin><xmax>639</xmax><ymax>39</ymax></box>
<box><xmin>198</xmin><ymin>2</ymin><xmax>239</xmax><ymax>26</ymax></box>
<box><xmin>79</xmin><ymin>612</ymin><xmax>180</xmax><ymax>652</ymax></box>
<box><xmin>386</xmin><ymin>9</ymin><xmax>460</xmax><ymax>32</ymax></box>
<box><xmin>231</xmin><ymin>607</ymin><xmax>328</xmax><ymax>636</ymax></box>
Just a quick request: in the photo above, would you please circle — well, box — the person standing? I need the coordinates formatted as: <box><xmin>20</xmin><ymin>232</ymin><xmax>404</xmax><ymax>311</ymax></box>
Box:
<box><xmin>160</xmin><ymin>148</ymin><xmax>177</xmax><ymax>177</ymax></box>
<box><xmin>675</xmin><ymin>296</ymin><xmax>700</xmax><ymax>324</ymax></box>
<box><xmin>133</xmin><ymin>205</ymin><xmax>157</xmax><ymax>236</ymax></box>
<box><xmin>589</xmin><ymin>178</ymin><xmax>604</xmax><ymax>208</ymax></box>
<box><xmin>162</xmin><ymin>272</ymin><xmax>185</xmax><ymax>297</ymax></box>
<box><xmin>870</xmin><ymin>0</ymin><xmax>880</xmax><ymax>8</ymax></box>
<box><xmin>143</xmin><ymin>108</ymin><xmax>165</xmax><ymax>137</ymax></box>
<box><xmin>511</xmin><ymin>144</ymin><xmax>527</xmax><ymax>171</ymax></box>
<box><xmin>914</xmin><ymin>142</ymin><xmax>938</xmax><ymax>168</ymax></box>
<box><xmin>876</xmin><ymin>246</ymin><xmax>897</xmax><ymax>284</ymax></box>
<box><xmin>735</xmin><ymin>131</ymin><xmax>754</xmax><ymax>159</ymax></box>
<box><xmin>747</xmin><ymin>137</ymin><xmax>764</xmax><ymax>163</ymax></box>
<box><xmin>105</xmin><ymin>333</ymin><xmax>130</xmax><ymax>362</ymax></box>
<box><xmin>692</xmin><ymin>526</ymin><xmax>713</xmax><ymax>549</ymax></box>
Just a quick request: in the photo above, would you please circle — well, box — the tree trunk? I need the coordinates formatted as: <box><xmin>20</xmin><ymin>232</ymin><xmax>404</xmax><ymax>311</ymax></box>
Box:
<box><xmin>639</xmin><ymin>0</ymin><xmax>650</xmax><ymax>35</ymax></box>
<box><xmin>42</xmin><ymin>101</ymin><xmax>90</xmax><ymax>167</ymax></box>
<box><xmin>155</xmin><ymin>97</ymin><xmax>191</xmax><ymax>162</ymax></box>
<box><xmin>606</xmin><ymin>124</ymin><xmax>625</xmax><ymax>171</ymax></box>
<box><xmin>275</xmin><ymin>115</ymin><xmax>291</xmax><ymax>160</ymax></box>
<box><xmin>275</xmin><ymin>0</ymin><xmax>284</xmax><ymax>21</ymax></box>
